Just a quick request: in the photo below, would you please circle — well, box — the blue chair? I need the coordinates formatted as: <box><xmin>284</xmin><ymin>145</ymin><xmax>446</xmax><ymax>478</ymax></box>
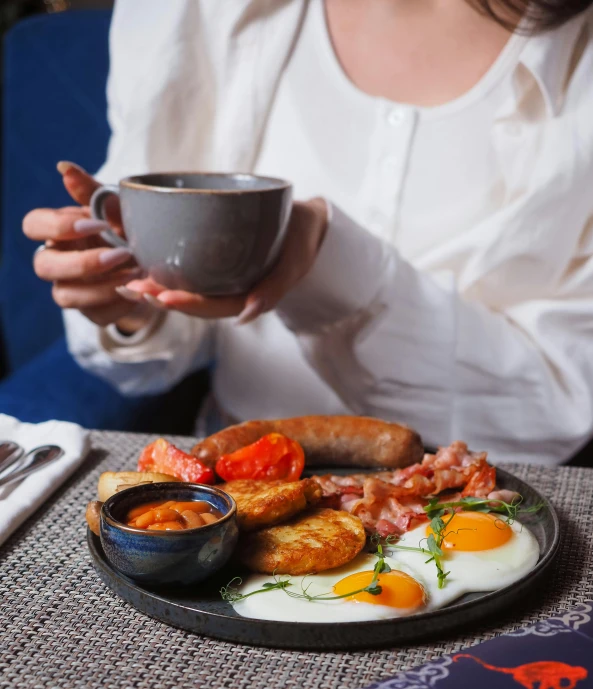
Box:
<box><xmin>0</xmin><ymin>10</ymin><xmax>207</xmax><ymax>431</ymax></box>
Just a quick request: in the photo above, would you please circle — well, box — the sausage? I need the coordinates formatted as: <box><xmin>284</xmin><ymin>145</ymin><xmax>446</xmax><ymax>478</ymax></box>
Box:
<box><xmin>190</xmin><ymin>416</ymin><xmax>424</xmax><ymax>469</ymax></box>
<box><xmin>85</xmin><ymin>501</ymin><xmax>102</xmax><ymax>536</ymax></box>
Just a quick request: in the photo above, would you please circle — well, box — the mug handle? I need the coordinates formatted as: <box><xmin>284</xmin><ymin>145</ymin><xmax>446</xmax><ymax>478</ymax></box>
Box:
<box><xmin>90</xmin><ymin>185</ymin><xmax>128</xmax><ymax>249</ymax></box>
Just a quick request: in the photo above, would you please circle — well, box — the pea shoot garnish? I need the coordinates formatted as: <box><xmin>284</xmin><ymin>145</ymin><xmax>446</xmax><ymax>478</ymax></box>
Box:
<box><xmin>220</xmin><ymin>577</ymin><xmax>292</xmax><ymax>602</ymax></box>
<box><xmin>220</xmin><ymin>541</ymin><xmax>391</xmax><ymax>604</ymax></box>
<box><xmin>424</xmin><ymin>495</ymin><xmax>545</xmax><ymax>522</ymax></box>
<box><xmin>385</xmin><ymin>494</ymin><xmax>544</xmax><ymax>589</ymax></box>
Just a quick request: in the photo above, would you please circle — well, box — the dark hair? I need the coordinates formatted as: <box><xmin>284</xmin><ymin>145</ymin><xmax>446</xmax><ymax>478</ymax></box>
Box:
<box><xmin>468</xmin><ymin>0</ymin><xmax>593</xmax><ymax>32</ymax></box>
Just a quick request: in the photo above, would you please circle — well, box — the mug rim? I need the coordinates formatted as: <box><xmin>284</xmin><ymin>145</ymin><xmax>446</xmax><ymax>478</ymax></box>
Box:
<box><xmin>120</xmin><ymin>171</ymin><xmax>292</xmax><ymax>195</ymax></box>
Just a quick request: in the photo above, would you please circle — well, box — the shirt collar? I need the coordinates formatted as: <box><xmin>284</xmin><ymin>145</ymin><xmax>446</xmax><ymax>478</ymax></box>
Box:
<box><xmin>518</xmin><ymin>11</ymin><xmax>589</xmax><ymax>117</ymax></box>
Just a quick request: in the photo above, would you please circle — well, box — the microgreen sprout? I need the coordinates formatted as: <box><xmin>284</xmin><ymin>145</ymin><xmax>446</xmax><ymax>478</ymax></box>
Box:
<box><xmin>220</xmin><ymin>542</ymin><xmax>391</xmax><ymax>603</ymax></box>
<box><xmin>383</xmin><ymin>495</ymin><xmax>544</xmax><ymax>589</ymax></box>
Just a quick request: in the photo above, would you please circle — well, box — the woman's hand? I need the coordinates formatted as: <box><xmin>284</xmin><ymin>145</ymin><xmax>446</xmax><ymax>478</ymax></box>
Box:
<box><xmin>23</xmin><ymin>163</ymin><xmax>154</xmax><ymax>331</ymax></box>
<box><xmin>122</xmin><ymin>198</ymin><xmax>329</xmax><ymax>325</ymax></box>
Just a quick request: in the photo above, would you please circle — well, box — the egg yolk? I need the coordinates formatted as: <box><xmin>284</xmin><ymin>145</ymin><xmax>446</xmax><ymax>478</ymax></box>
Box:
<box><xmin>426</xmin><ymin>511</ymin><xmax>512</xmax><ymax>551</ymax></box>
<box><xmin>333</xmin><ymin>570</ymin><xmax>426</xmax><ymax>610</ymax></box>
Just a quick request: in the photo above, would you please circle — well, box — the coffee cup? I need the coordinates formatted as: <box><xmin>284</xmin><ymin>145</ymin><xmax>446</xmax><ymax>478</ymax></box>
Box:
<box><xmin>90</xmin><ymin>172</ymin><xmax>292</xmax><ymax>295</ymax></box>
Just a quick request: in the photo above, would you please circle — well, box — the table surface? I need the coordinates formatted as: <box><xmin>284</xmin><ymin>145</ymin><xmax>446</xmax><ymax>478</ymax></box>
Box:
<box><xmin>1</xmin><ymin>430</ymin><xmax>592</xmax><ymax>689</ymax></box>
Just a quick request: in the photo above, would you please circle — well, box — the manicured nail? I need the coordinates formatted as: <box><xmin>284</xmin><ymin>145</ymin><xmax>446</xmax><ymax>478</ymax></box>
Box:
<box><xmin>73</xmin><ymin>218</ymin><xmax>111</xmax><ymax>235</ymax></box>
<box><xmin>57</xmin><ymin>160</ymin><xmax>85</xmax><ymax>175</ymax></box>
<box><xmin>98</xmin><ymin>247</ymin><xmax>133</xmax><ymax>267</ymax></box>
<box><xmin>143</xmin><ymin>294</ymin><xmax>167</xmax><ymax>310</ymax></box>
<box><xmin>115</xmin><ymin>286</ymin><xmax>144</xmax><ymax>302</ymax></box>
<box><xmin>236</xmin><ymin>297</ymin><xmax>266</xmax><ymax>325</ymax></box>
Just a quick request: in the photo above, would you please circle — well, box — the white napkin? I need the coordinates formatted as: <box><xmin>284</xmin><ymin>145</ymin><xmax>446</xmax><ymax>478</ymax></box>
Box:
<box><xmin>0</xmin><ymin>414</ymin><xmax>90</xmax><ymax>546</ymax></box>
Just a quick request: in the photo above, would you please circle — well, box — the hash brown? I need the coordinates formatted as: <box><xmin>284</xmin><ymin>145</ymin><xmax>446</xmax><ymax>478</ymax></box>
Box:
<box><xmin>222</xmin><ymin>478</ymin><xmax>322</xmax><ymax>531</ymax></box>
<box><xmin>237</xmin><ymin>508</ymin><xmax>366</xmax><ymax>575</ymax></box>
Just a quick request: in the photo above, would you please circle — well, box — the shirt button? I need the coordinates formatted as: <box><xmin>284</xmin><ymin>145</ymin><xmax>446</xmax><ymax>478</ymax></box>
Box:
<box><xmin>387</xmin><ymin>107</ymin><xmax>405</xmax><ymax>126</ymax></box>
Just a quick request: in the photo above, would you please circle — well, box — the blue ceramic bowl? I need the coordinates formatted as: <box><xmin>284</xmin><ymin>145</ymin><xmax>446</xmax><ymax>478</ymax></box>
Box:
<box><xmin>100</xmin><ymin>482</ymin><xmax>238</xmax><ymax>586</ymax></box>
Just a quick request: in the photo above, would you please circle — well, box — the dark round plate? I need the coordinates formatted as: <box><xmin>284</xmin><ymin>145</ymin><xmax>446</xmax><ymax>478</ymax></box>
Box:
<box><xmin>87</xmin><ymin>467</ymin><xmax>559</xmax><ymax>650</ymax></box>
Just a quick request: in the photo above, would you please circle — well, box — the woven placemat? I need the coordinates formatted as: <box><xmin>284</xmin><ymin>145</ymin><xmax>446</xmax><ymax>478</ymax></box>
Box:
<box><xmin>0</xmin><ymin>430</ymin><xmax>591</xmax><ymax>689</ymax></box>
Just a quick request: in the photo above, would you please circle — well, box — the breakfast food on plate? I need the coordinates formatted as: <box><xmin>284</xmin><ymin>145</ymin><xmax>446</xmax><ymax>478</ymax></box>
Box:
<box><xmin>97</xmin><ymin>471</ymin><xmax>181</xmax><ymax>502</ymax></box>
<box><xmin>215</xmin><ymin>433</ymin><xmax>305</xmax><ymax>482</ymax></box>
<box><xmin>138</xmin><ymin>438</ymin><xmax>215</xmax><ymax>484</ymax></box>
<box><xmin>237</xmin><ymin>508</ymin><xmax>366</xmax><ymax>575</ymax></box>
<box><xmin>87</xmin><ymin>471</ymin><xmax>183</xmax><ymax>535</ymax></box>
<box><xmin>136</xmin><ymin>435</ymin><xmax>305</xmax><ymax>485</ymax></box>
<box><xmin>228</xmin><ymin>510</ymin><xmax>539</xmax><ymax>622</ymax></box>
<box><xmin>214</xmin><ymin>431</ymin><xmax>543</xmax><ymax>623</ymax></box>
<box><xmin>190</xmin><ymin>415</ymin><xmax>423</xmax><ymax>469</ymax></box>
<box><xmin>230</xmin><ymin>551</ymin><xmax>428</xmax><ymax>623</ymax></box>
<box><xmin>83</xmin><ymin>415</ymin><xmax>544</xmax><ymax>625</ymax></box>
<box><xmin>394</xmin><ymin>511</ymin><xmax>540</xmax><ymax>591</ymax></box>
<box><xmin>312</xmin><ymin>441</ymin><xmax>498</xmax><ymax>537</ymax></box>
<box><xmin>86</xmin><ymin>501</ymin><xmax>102</xmax><ymax>536</ymax></box>
<box><xmin>222</xmin><ymin>478</ymin><xmax>322</xmax><ymax>531</ymax></box>
<box><xmin>126</xmin><ymin>499</ymin><xmax>223</xmax><ymax>531</ymax></box>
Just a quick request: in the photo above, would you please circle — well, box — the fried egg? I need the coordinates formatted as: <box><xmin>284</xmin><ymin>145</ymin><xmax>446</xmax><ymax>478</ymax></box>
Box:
<box><xmin>231</xmin><ymin>552</ymin><xmax>428</xmax><ymax>622</ymax></box>
<box><xmin>230</xmin><ymin>512</ymin><xmax>539</xmax><ymax>623</ymax></box>
<box><xmin>395</xmin><ymin>511</ymin><xmax>539</xmax><ymax>596</ymax></box>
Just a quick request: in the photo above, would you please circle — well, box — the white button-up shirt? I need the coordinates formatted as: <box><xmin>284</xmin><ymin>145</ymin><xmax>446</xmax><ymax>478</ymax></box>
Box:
<box><xmin>64</xmin><ymin>0</ymin><xmax>593</xmax><ymax>465</ymax></box>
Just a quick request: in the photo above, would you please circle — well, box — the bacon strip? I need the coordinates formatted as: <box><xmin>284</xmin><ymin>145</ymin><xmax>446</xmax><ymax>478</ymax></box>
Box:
<box><xmin>461</xmin><ymin>460</ymin><xmax>496</xmax><ymax>497</ymax></box>
<box><xmin>345</xmin><ymin>478</ymin><xmax>427</xmax><ymax>537</ymax></box>
<box><xmin>312</xmin><ymin>441</ymin><xmax>495</xmax><ymax>536</ymax></box>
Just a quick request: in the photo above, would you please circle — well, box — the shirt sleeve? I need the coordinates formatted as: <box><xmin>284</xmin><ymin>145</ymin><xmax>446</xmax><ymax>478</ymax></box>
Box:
<box><xmin>60</xmin><ymin>0</ymin><xmax>220</xmax><ymax>396</ymax></box>
<box><xmin>63</xmin><ymin>309</ymin><xmax>215</xmax><ymax>397</ymax></box>
<box><xmin>277</xmin><ymin>204</ymin><xmax>593</xmax><ymax>465</ymax></box>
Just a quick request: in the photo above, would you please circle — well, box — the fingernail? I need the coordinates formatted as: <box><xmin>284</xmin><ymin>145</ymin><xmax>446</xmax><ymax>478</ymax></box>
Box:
<box><xmin>98</xmin><ymin>247</ymin><xmax>133</xmax><ymax>267</ymax></box>
<box><xmin>236</xmin><ymin>297</ymin><xmax>266</xmax><ymax>325</ymax></box>
<box><xmin>143</xmin><ymin>294</ymin><xmax>167</xmax><ymax>310</ymax></box>
<box><xmin>57</xmin><ymin>160</ymin><xmax>85</xmax><ymax>175</ymax></box>
<box><xmin>115</xmin><ymin>286</ymin><xmax>144</xmax><ymax>302</ymax></box>
<box><xmin>73</xmin><ymin>218</ymin><xmax>111</xmax><ymax>235</ymax></box>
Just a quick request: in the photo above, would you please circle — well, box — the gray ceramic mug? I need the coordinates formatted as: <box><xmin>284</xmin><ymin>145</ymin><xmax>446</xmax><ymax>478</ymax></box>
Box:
<box><xmin>90</xmin><ymin>172</ymin><xmax>293</xmax><ymax>295</ymax></box>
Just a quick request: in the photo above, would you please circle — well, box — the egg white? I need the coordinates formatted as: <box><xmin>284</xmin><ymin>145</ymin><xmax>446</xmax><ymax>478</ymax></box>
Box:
<box><xmin>231</xmin><ymin>553</ymin><xmax>425</xmax><ymax>623</ymax></box>
<box><xmin>393</xmin><ymin>517</ymin><xmax>540</xmax><ymax>601</ymax></box>
<box><xmin>230</xmin><ymin>516</ymin><xmax>539</xmax><ymax>623</ymax></box>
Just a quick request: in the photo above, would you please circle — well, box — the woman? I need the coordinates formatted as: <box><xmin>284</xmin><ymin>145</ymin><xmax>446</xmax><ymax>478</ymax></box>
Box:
<box><xmin>23</xmin><ymin>0</ymin><xmax>593</xmax><ymax>464</ymax></box>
